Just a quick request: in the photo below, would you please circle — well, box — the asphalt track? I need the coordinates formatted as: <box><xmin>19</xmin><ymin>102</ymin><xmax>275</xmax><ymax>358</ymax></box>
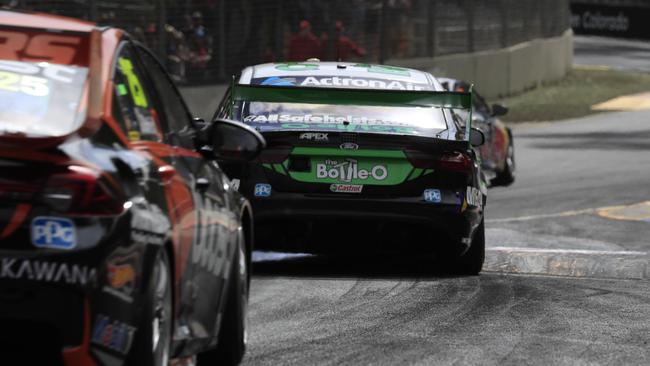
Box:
<box><xmin>235</xmin><ymin>47</ymin><xmax>650</xmax><ymax>366</ymax></box>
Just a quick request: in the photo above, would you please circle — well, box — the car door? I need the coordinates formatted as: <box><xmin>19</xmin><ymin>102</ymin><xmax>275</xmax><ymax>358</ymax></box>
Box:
<box><xmin>133</xmin><ymin>44</ymin><xmax>235</xmax><ymax>341</ymax></box>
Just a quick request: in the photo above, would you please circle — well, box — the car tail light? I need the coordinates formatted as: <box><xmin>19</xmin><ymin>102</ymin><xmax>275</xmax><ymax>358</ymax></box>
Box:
<box><xmin>41</xmin><ymin>165</ymin><xmax>125</xmax><ymax>215</ymax></box>
<box><xmin>256</xmin><ymin>146</ymin><xmax>292</xmax><ymax>164</ymax></box>
<box><xmin>405</xmin><ymin>150</ymin><xmax>437</xmax><ymax>168</ymax></box>
<box><xmin>438</xmin><ymin>152</ymin><xmax>473</xmax><ymax>173</ymax></box>
<box><xmin>406</xmin><ymin>151</ymin><xmax>473</xmax><ymax>173</ymax></box>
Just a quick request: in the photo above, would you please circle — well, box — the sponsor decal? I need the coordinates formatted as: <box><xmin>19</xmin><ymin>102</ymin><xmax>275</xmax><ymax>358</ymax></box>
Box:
<box><xmin>299</xmin><ymin>132</ymin><xmax>329</xmax><ymax>141</ymax></box>
<box><xmin>466</xmin><ymin>187</ymin><xmax>482</xmax><ymax>208</ymax></box>
<box><xmin>261</xmin><ymin>76</ymin><xmax>297</xmax><ymax>86</ymax></box>
<box><xmin>277</xmin><ymin>123</ymin><xmax>416</xmax><ymax>134</ymax></box>
<box><xmin>243</xmin><ymin>113</ymin><xmax>405</xmax><ymax>126</ymax></box>
<box><xmin>31</xmin><ymin>216</ymin><xmax>76</xmax><ymax>250</ymax></box>
<box><xmin>316</xmin><ymin>159</ymin><xmax>388</xmax><ymax>182</ymax></box>
<box><xmin>254</xmin><ymin>183</ymin><xmax>272</xmax><ymax>197</ymax></box>
<box><xmin>423</xmin><ymin>189</ymin><xmax>442</xmax><ymax>203</ymax></box>
<box><xmin>252</xmin><ymin>75</ymin><xmax>433</xmax><ymax>90</ymax></box>
<box><xmin>92</xmin><ymin>315</ymin><xmax>136</xmax><ymax>355</ymax></box>
<box><xmin>340</xmin><ymin>142</ymin><xmax>359</xmax><ymax>150</ymax></box>
<box><xmin>0</xmin><ymin>258</ymin><xmax>96</xmax><ymax>285</ymax></box>
<box><xmin>330</xmin><ymin>184</ymin><xmax>363</xmax><ymax>193</ymax></box>
<box><xmin>102</xmin><ymin>254</ymin><xmax>137</xmax><ymax>303</ymax></box>
<box><xmin>300</xmin><ymin>76</ymin><xmax>428</xmax><ymax>91</ymax></box>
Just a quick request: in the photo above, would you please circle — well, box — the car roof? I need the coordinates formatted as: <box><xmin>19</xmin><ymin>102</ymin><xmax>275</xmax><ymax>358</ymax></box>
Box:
<box><xmin>0</xmin><ymin>10</ymin><xmax>96</xmax><ymax>33</ymax></box>
<box><xmin>239</xmin><ymin>62</ymin><xmax>440</xmax><ymax>89</ymax></box>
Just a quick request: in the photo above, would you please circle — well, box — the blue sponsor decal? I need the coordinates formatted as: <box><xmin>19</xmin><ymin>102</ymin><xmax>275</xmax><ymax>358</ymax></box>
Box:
<box><xmin>92</xmin><ymin>314</ymin><xmax>136</xmax><ymax>354</ymax></box>
<box><xmin>260</xmin><ymin>76</ymin><xmax>296</xmax><ymax>86</ymax></box>
<box><xmin>254</xmin><ymin>183</ymin><xmax>272</xmax><ymax>197</ymax></box>
<box><xmin>423</xmin><ymin>189</ymin><xmax>441</xmax><ymax>203</ymax></box>
<box><xmin>31</xmin><ymin>217</ymin><xmax>76</xmax><ymax>250</ymax></box>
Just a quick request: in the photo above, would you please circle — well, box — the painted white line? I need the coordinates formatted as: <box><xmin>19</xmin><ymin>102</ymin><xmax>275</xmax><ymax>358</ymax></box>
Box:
<box><xmin>488</xmin><ymin>247</ymin><xmax>647</xmax><ymax>256</ymax></box>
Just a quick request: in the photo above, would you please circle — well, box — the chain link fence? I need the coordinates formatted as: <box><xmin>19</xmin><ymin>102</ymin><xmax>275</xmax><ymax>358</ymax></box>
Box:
<box><xmin>2</xmin><ymin>0</ymin><xmax>570</xmax><ymax>84</ymax></box>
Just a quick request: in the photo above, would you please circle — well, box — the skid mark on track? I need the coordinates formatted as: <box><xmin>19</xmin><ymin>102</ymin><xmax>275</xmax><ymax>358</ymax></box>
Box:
<box><xmin>485</xmin><ymin>247</ymin><xmax>650</xmax><ymax>280</ymax></box>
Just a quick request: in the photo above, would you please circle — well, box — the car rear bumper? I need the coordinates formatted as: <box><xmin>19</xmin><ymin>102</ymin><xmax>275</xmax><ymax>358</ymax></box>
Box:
<box><xmin>251</xmin><ymin>192</ymin><xmax>483</xmax><ymax>252</ymax></box>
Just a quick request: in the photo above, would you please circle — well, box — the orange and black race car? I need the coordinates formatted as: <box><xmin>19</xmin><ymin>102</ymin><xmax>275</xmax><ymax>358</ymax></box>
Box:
<box><xmin>0</xmin><ymin>10</ymin><xmax>264</xmax><ymax>366</ymax></box>
<box><xmin>439</xmin><ymin>78</ymin><xmax>515</xmax><ymax>186</ymax></box>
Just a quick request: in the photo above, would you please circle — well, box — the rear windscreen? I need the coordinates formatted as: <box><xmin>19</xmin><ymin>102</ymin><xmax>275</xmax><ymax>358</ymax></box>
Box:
<box><xmin>0</xmin><ymin>60</ymin><xmax>88</xmax><ymax>137</ymax></box>
<box><xmin>239</xmin><ymin>101</ymin><xmax>448</xmax><ymax>137</ymax></box>
<box><xmin>0</xmin><ymin>29</ymin><xmax>89</xmax><ymax>137</ymax></box>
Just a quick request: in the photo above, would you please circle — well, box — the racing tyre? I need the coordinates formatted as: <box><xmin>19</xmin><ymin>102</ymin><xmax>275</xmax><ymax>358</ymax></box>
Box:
<box><xmin>127</xmin><ymin>249</ymin><xmax>172</xmax><ymax>366</ymax></box>
<box><xmin>493</xmin><ymin>138</ymin><xmax>515</xmax><ymax>186</ymax></box>
<box><xmin>452</xmin><ymin>219</ymin><xmax>485</xmax><ymax>276</ymax></box>
<box><xmin>198</xmin><ymin>227</ymin><xmax>248</xmax><ymax>366</ymax></box>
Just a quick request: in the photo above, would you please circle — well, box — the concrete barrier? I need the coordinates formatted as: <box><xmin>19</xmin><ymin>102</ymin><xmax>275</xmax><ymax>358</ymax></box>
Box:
<box><xmin>181</xmin><ymin>30</ymin><xmax>573</xmax><ymax>117</ymax></box>
<box><xmin>387</xmin><ymin>29</ymin><xmax>574</xmax><ymax>98</ymax></box>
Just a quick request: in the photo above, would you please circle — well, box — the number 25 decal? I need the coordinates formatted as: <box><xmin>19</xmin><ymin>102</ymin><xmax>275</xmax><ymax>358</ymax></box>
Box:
<box><xmin>0</xmin><ymin>71</ymin><xmax>49</xmax><ymax>96</ymax></box>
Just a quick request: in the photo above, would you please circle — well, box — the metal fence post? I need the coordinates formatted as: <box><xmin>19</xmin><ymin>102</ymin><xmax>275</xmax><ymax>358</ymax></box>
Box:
<box><xmin>89</xmin><ymin>0</ymin><xmax>98</xmax><ymax>21</ymax></box>
<box><xmin>379</xmin><ymin>0</ymin><xmax>387</xmax><ymax>64</ymax></box>
<box><xmin>157</xmin><ymin>0</ymin><xmax>167</xmax><ymax>62</ymax></box>
<box><xmin>466</xmin><ymin>0</ymin><xmax>474</xmax><ymax>53</ymax></box>
<box><xmin>499</xmin><ymin>0</ymin><xmax>508</xmax><ymax>48</ymax></box>
<box><xmin>275</xmin><ymin>0</ymin><xmax>284</xmax><ymax>62</ymax></box>
<box><xmin>426</xmin><ymin>0</ymin><xmax>436</xmax><ymax>57</ymax></box>
<box><xmin>217</xmin><ymin>0</ymin><xmax>226</xmax><ymax>79</ymax></box>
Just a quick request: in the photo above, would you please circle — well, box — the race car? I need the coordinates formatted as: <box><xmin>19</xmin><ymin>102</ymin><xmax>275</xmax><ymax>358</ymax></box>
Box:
<box><xmin>0</xmin><ymin>10</ymin><xmax>265</xmax><ymax>365</ymax></box>
<box><xmin>213</xmin><ymin>62</ymin><xmax>488</xmax><ymax>274</ymax></box>
<box><xmin>439</xmin><ymin>78</ymin><xmax>515</xmax><ymax>186</ymax></box>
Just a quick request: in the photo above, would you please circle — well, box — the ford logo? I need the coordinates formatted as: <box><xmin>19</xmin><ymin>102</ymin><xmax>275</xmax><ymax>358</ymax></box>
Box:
<box><xmin>340</xmin><ymin>142</ymin><xmax>359</xmax><ymax>150</ymax></box>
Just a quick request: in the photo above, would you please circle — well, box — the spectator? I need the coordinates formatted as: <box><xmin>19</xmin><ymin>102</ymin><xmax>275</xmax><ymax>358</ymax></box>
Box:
<box><xmin>187</xmin><ymin>11</ymin><xmax>213</xmax><ymax>75</ymax></box>
<box><xmin>333</xmin><ymin>20</ymin><xmax>366</xmax><ymax>61</ymax></box>
<box><xmin>288</xmin><ymin>20</ymin><xmax>322</xmax><ymax>61</ymax></box>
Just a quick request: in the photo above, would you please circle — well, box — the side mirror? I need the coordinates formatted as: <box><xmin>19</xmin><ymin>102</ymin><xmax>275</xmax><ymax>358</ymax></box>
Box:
<box><xmin>208</xmin><ymin>119</ymin><xmax>266</xmax><ymax>161</ymax></box>
<box><xmin>469</xmin><ymin>127</ymin><xmax>485</xmax><ymax>147</ymax></box>
<box><xmin>491</xmin><ymin>103</ymin><xmax>509</xmax><ymax>117</ymax></box>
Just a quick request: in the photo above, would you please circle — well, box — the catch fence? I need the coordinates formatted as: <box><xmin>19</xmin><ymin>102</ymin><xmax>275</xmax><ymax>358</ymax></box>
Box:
<box><xmin>3</xmin><ymin>0</ymin><xmax>570</xmax><ymax>83</ymax></box>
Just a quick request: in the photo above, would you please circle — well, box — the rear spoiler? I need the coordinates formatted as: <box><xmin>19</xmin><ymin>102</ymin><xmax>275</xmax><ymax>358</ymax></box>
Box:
<box><xmin>229</xmin><ymin>83</ymin><xmax>474</xmax><ymax>143</ymax></box>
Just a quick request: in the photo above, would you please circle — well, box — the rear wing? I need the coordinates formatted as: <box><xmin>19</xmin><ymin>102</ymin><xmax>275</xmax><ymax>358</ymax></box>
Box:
<box><xmin>229</xmin><ymin>83</ymin><xmax>474</xmax><ymax>143</ymax></box>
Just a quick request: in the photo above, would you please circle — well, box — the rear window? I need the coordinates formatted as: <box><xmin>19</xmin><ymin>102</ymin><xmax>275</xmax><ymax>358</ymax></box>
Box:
<box><xmin>0</xmin><ymin>29</ymin><xmax>89</xmax><ymax>137</ymax></box>
<box><xmin>0</xmin><ymin>60</ymin><xmax>88</xmax><ymax>137</ymax></box>
<box><xmin>239</xmin><ymin>101</ymin><xmax>448</xmax><ymax>137</ymax></box>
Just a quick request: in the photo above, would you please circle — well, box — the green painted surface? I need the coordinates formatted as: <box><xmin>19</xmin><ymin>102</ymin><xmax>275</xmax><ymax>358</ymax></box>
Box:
<box><xmin>274</xmin><ymin>63</ymin><xmax>320</xmax><ymax>71</ymax></box>
<box><xmin>232</xmin><ymin>84</ymin><xmax>472</xmax><ymax>109</ymax></box>
<box><xmin>353</xmin><ymin>64</ymin><xmax>411</xmax><ymax>77</ymax></box>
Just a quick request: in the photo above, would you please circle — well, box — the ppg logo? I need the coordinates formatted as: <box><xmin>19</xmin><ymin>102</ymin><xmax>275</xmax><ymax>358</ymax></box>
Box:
<box><xmin>423</xmin><ymin>189</ymin><xmax>442</xmax><ymax>203</ymax></box>
<box><xmin>254</xmin><ymin>184</ymin><xmax>272</xmax><ymax>197</ymax></box>
<box><xmin>31</xmin><ymin>217</ymin><xmax>76</xmax><ymax>250</ymax></box>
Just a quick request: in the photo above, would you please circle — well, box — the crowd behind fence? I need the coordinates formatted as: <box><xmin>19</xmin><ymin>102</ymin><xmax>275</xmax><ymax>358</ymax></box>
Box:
<box><xmin>3</xmin><ymin>0</ymin><xmax>570</xmax><ymax>84</ymax></box>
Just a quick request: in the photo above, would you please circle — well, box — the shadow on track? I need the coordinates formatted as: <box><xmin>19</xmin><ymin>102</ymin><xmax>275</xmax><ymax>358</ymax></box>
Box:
<box><xmin>252</xmin><ymin>252</ymin><xmax>469</xmax><ymax>280</ymax></box>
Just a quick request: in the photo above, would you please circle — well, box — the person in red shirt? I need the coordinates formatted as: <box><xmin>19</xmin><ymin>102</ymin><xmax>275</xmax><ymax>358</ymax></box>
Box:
<box><xmin>333</xmin><ymin>21</ymin><xmax>367</xmax><ymax>61</ymax></box>
<box><xmin>288</xmin><ymin>20</ymin><xmax>322</xmax><ymax>61</ymax></box>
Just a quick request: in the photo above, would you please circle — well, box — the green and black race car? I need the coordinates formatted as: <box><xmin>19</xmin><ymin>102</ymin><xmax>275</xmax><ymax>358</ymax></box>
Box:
<box><xmin>211</xmin><ymin>62</ymin><xmax>487</xmax><ymax>274</ymax></box>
